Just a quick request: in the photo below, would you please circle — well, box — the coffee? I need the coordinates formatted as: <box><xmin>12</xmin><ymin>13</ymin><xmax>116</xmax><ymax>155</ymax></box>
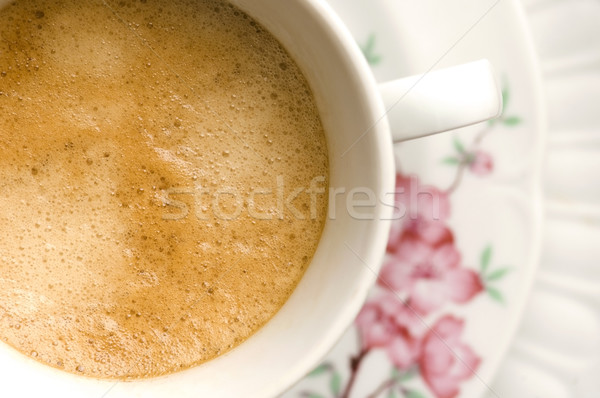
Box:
<box><xmin>0</xmin><ymin>0</ymin><xmax>328</xmax><ymax>379</ymax></box>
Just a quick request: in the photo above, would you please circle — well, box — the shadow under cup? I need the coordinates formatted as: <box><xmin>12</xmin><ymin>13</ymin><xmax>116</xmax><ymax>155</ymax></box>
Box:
<box><xmin>0</xmin><ymin>0</ymin><xmax>396</xmax><ymax>396</ymax></box>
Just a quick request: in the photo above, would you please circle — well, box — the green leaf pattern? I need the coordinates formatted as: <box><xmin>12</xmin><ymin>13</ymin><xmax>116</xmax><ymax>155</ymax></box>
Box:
<box><xmin>479</xmin><ymin>245</ymin><xmax>511</xmax><ymax>304</ymax></box>
<box><xmin>329</xmin><ymin>371</ymin><xmax>342</xmax><ymax>396</ymax></box>
<box><xmin>490</xmin><ymin>82</ymin><xmax>522</xmax><ymax>127</ymax></box>
<box><xmin>360</xmin><ymin>33</ymin><xmax>383</xmax><ymax>66</ymax></box>
<box><xmin>480</xmin><ymin>245</ymin><xmax>492</xmax><ymax>273</ymax></box>
<box><xmin>405</xmin><ymin>390</ymin><xmax>428</xmax><ymax>398</ymax></box>
<box><xmin>307</xmin><ymin>363</ymin><xmax>330</xmax><ymax>377</ymax></box>
<box><xmin>486</xmin><ymin>286</ymin><xmax>504</xmax><ymax>303</ymax></box>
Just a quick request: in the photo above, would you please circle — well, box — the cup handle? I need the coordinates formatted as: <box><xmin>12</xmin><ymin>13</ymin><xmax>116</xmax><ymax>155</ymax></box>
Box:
<box><xmin>378</xmin><ymin>59</ymin><xmax>503</xmax><ymax>142</ymax></box>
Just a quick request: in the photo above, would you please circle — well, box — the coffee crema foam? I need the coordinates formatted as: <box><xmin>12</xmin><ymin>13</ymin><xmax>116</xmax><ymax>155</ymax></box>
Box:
<box><xmin>0</xmin><ymin>0</ymin><xmax>328</xmax><ymax>379</ymax></box>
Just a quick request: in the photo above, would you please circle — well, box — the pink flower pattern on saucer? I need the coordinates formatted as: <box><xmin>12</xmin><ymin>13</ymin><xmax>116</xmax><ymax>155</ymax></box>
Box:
<box><xmin>291</xmin><ymin>29</ymin><xmax>524</xmax><ymax>397</ymax></box>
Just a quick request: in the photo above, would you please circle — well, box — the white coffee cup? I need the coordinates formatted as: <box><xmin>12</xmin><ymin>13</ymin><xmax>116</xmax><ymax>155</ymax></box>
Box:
<box><xmin>0</xmin><ymin>0</ymin><xmax>501</xmax><ymax>397</ymax></box>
